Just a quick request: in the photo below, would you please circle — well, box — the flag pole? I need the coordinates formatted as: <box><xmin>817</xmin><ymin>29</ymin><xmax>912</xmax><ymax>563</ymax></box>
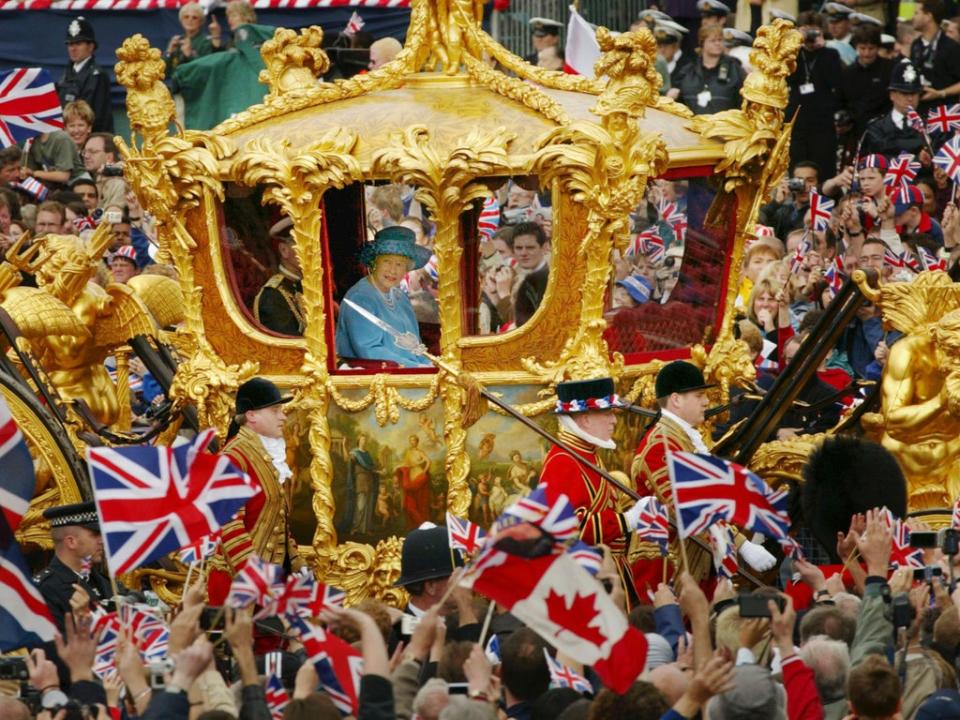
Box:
<box><xmin>478</xmin><ymin>600</ymin><xmax>496</xmax><ymax>648</ymax></box>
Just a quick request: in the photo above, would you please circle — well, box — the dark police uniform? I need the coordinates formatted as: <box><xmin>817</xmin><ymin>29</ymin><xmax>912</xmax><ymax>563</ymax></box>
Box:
<box><xmin>35</xmin><ymin>502</ymin><xmax>114</xmax><ymax>631</ymax></box>
<box><xmin>253</xmin><ymin>266</ymin><xmax>305</xmax><ymax>336</ymax></box>
<box><xmin>56</xmin><ymin>17</ymin><xmax>114</xmax><ymax>133</ymax></box>
<box><xmin>909</xmin><ymin>30</ymin><xmax>960</xmax><ymax>113</ymax></box>
<box><xmin>860</xmin><ymin>60</ymin><xmax>927</xmax><ymax>158</ymax></box>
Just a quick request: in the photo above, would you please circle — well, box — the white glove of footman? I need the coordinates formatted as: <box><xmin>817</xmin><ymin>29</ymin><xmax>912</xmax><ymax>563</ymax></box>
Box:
<box><xmin>739</xmin><ymin>540</ymin><xmax>776</xmax><ymax>571</ymax></box>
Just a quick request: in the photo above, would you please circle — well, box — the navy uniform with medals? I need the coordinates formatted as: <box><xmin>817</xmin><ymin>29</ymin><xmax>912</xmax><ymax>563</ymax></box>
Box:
<box><xmin>253</xmin><ymin>218</ymin><xmax>305</xmax><ymax>336</ymax></box>
<box><xmin>36</xmin><ymin>502</ymin><xmax>114</xmax><ymax>630</ymax></box>
<box><xmin>57</xmin><ymin>18</ymin><xmax>114</xmax><ymax>133</ymax></box>
<box><xmin>861</xmin><ymin>61</ymin><xmax>928</xmax><ymax>158</ymax></box>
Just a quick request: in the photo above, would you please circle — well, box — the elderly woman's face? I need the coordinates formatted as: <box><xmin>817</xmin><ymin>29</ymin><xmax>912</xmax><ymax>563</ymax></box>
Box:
<box><xmin>180</xmin><ymin>7</ymin><xmax>204</xmax><ymax>33</ymax></box>
<box><xmin>371</xmin><ymin>253</ymin><xmax>410</xmax><ymax>291</ymax></box>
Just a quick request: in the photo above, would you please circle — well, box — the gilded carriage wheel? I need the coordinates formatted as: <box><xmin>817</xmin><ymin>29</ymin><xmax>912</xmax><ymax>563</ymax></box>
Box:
<box><xmin>2</xmin><ymin>371</ymin><xmax>88</xmax><ymax>550</ymax></box>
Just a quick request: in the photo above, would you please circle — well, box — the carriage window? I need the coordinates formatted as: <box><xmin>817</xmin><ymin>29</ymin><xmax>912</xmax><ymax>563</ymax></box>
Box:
<box><xmin>604</xmin><ymin>176</ymin><xmax>733</xmax><ymax>356</ymax></box>
<box><xmin>220</xmin><ymin>181</ymin><xmax>442</xmax><ymax>371</ymax></box>
<box><xmin>468</xmin><ymin>178</ymin><xmax>553</xmax><ymax>336</ymax></box>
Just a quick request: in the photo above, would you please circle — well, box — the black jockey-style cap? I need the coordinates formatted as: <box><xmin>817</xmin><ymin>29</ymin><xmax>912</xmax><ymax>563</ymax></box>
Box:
<box><xmin>655</xmin><ymin>361</ymin><xmax>716</xmax><ymax>399</ymax></box>
<box><xmin>395</xmin><ymin>525</ymin><xmax>463</xmax><ymax>587</ymax></box>
<box><xmin>65</xmin><ymin>16</ymin><xmax>97</xmax><ymax>46</ymax></box>
<box><xmin>43</xmin><ymin>501</ymin><xmax>100</xmax><ymax>531</ymax></box>
<box><xmin>235</xmin><ymin>377</ymin><xmax>292</xmax><ymax>415</ymax></box>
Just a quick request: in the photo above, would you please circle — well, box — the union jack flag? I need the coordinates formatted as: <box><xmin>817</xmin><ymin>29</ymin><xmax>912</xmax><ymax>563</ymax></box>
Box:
<box><xmin>494</xmin><ymin>485</ymin><xmax>579</xmax><ymax>544</ymax></box>
<box><xmin>906</xmin><ymin>106</ymin><xmax>926</xmax><ymax>134</ymax></box>
<box><xmin>0</xmin><ymin>398</ymin><xmax>56</xmax><ymax>652</ymax></box>
<box><xmin>658</xmin><ymin>199</ymin><xmax>687</xmax><ymax>242</ymax></box>
<box><xmin>87</xmin><ymin>428</ymin><xmax>260</xmax><ymax>575</ymax></box>
<box><xmin>953</xmin><ymin>497</ymin><xmax>960</xmax><ymax>530</ymax></box>
<box><xmin>0</xmin><ymin>398</ymin><xmax>35</xmax><ymax>535</ymax></box>
<box><xmin>917</xmin><ymin>245</ymin><xmax>947</xmax><ymax>272</ymax></box>
<box><xmin>707</xmin><ymin>521</ymin><xmax>738</xmax><ymax>579</ymax></box>
<box><xmin>878</xmin><ymin>508</ymin><xmax>925</xmax><ymax>570</ymax></box>
<box><xmin>0</xmin><ymin>68</ymin><xmax>63</xmax><ymax>148</ymax></box>
<box><xmin>179</xmin><ymin>532</ymin><xmax>221</xmax><ymax>565</ymax></box>
<box><xmin>667</xmin><ymin>452</ymin><xmax>790</xmax><ymax>540</ymax></box>
<box><xmin>292</xmin><ymin>616</ymin><xmax>363</xmax><ymax>716</ymax></box>
<box><xmin>72</xmin><ymin>215</ymin><xmax>96</xmax><ymax>232</ymax></box>
<box><xmin>265</xmin><ymin>673</ymin><xmax>289</xmax><ymax>720</ymax></box>
<box><xmin>257</xmin><ymin>571</ymin><xmax>345</xmax><ymax>620</ymax></box>
<box><xmin>933</xmin><ymin>135</ymin><xmax>960</xmax><ymax>184</ymax></box>
<box><xmin>883</xmin><ymin>246</ymin><xmax>914</xmax><ymax>270</ymax></box>
<box><xmin>884</xmin><ymin>154</ymin><xmax>921</xmax><ymax>190</ymax></box>
<box><xmin>93</xmin><ymin>605</ymin><xmax>169</xmax><ymax>673</ymax></box>
<box><xmin>926</xmin><ymin>104</ymin><xmax>960</xmax><ymax>134</ymax></box>
<box><xmin>15</xmin><ymin>176</ymin><xmax>48</xmax><ymax>201</ymax></box>
<box><xmin>627</xmin><ymin>229</ymin><xmax>664</xmax><ymax>263</ymax></box>
<box><xmin>568</xmin><ymin>540</ymin><xmax>603</xmax><ymax>576</ymax></box>
<box><xmin>447</xmin><ymin>512</ymin><xmax>486</xmax><ymax>555</ymax></box>
<box><xmin>478</xmin><ymin>195</ymin><xmax>500</xmax><ymax>242</ymax></box>
<box><xmin>824</xmin><ymin>261</ymin><xmax>845</xmax><ymax>295</ymax></box>
<box><xmin>228</xmin><ymin>554</ymin><xmax>281</xmax><ymax>609</ymax></box>
<box><xmin>343</xmin><ymin>10</ymin><xmax>365</xmax><ymax>36</ymax></box>
<box><xmin>809</xmin><ymin>190</ymin><xmax>834</xmax><ymax>232</ymax></box>
<box><xmin>80</xmin><ymin>555</ymin><xmax>92</xmax><ymax>581</ymax></box>
<box><xmin>790</xmin><ymin>235</ymin><xmax>811</xmax><ymax>275</ymax></box>
<box><xmin>544</xmin><ymin>648</ymin><xmax>592</xmax><ymax>694</ymax></box>
<box><xmin>633</xmin><ymin>496</ymin><xmax>670</xmax><ymax>547</ymax></box>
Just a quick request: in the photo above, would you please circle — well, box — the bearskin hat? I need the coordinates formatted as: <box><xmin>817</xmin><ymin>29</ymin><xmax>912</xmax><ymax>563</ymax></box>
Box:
<box><xmin>801</xmin><ymin>436</ymin><xmax>907</xmax><ymax>563</ymax></box>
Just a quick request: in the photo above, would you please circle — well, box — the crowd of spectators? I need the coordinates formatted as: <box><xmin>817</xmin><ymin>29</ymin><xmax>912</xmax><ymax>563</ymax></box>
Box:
<box><xmin>10</xmin><ymin>508</ymin><xmax>960</xmax><ymax>720</ymax></box>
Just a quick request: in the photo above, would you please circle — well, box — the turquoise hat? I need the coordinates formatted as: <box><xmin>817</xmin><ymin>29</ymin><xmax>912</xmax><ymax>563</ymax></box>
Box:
<box><xmin>359</xmin><ymin>226</ymin><xmax>432</xmax><ymax>270</ymax></box>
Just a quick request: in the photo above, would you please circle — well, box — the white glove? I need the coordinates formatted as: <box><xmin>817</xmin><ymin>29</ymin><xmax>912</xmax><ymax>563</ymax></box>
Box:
<box><xmin>739</xmin><ymin>540</ymin><xmax>776</xmax><ymax>572</ymax></box>
<box><xmin>623</xmin><ymin>498</ymin><xmax>646</xmax><ymax>531</ymax></box>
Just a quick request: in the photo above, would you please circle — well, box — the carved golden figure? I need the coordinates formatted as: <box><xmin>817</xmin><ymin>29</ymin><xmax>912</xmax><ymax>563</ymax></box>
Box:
<box><xmin>860</xmin><ymin>272</ymin><xmax>960</xmax><ymax>509</ymax></box>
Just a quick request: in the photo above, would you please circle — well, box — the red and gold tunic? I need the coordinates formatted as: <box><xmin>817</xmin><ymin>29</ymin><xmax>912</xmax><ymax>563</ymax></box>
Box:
<box><xmin>539</xmin><ymin>429</ymin><xmax>638</xmax><ymax>608</ymax></box>
<box><xmin>630</xmin><ymin>416</ymin><xmax>742</xmax><ymax>592</ymax></box>
<box><xmin>208</xmin><ymin>426</ymin><xmax>301</xmax><ymax>604</ymax></box>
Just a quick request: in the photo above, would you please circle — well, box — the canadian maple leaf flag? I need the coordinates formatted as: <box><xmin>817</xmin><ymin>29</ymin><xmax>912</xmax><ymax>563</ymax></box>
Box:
<box><xmin>564</xmin><ymin>6</ymin><xmax>601</xmax><ymax>78</ymax></box>
<box><xmin>461</xmin><ymin>546</ymin><xmax>647</xmax><ymax>693</ymax></box>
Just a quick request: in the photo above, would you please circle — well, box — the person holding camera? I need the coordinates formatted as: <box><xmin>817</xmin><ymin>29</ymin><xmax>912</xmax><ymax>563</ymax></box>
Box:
<box><xmin>667</xmin><ymin>26</ymin><xmax>745</xmax><ymax>116</ymax></box>
<box><xmin>787</xmin><ymin>13</ymin><xmax>844</xmax><ymax>183</ymax></box>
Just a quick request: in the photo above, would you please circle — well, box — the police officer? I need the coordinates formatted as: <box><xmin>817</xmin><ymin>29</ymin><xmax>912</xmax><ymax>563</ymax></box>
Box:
<box><xmin>36</xmin><ymin>501</ymin><xmax>113</xmax><ymax>631</ymax></box>
<box><xmin>57</xmin><ymin>17</ymin><xmax>113</xmax><ymax>133</ymax></box>
<box><xmin>253</xmin><ymin>217</ymin><xmax>305</xmax><ymax>336</ymax></box>
<box><xmin>861</xmin><ymin>60</ymin><xmax>928</xmax><ymax>159</ymax></box>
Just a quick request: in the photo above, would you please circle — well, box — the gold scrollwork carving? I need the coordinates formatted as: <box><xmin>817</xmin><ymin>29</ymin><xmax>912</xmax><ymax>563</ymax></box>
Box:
<box><xmin>310</xmin><ymin>536</ymin><xmax>406</xmax><ymax>607</ymax></box>
<box><xmin>115</xmin><ymin>35</ymin><xmax>252</xmax><ymax>437</ymax></box>
<box><xmin>259</xmin><ymin>26</ymin><xmax>330</xmax><ymax>99</ymax></box>
<box><xmin>231</xmin><ymin>131</ymin><xmax>363</xmax><ymax>551</ymax></box>
<box><xmin>372</xmin><ymin>125</ymin><xmax>514</xmax><ymax>518</ymax></box>
<box><xmin>527</xmin><ymin>28</ymin><xmax>668</xmax><ymax>387</ymax></box>
<box><xmin>327</xmin><ymin>374</ymin><xmax>442</xmax><ymax>426</ymax></box>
